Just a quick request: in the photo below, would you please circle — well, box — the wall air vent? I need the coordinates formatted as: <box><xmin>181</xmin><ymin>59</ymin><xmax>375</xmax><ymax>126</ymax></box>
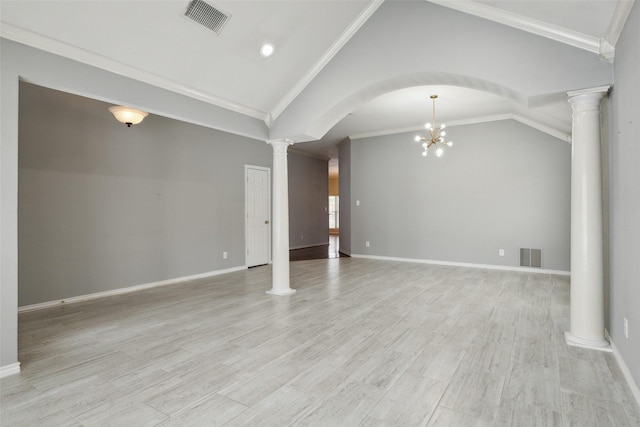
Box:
<box><xmin>520</xmin><ymin>248</ymin><xmax>542</xmax><ymax>268</ymax></box>
<box><xmin>184</xmin><ymin>0</ymin><xmax>230</xmax><ymax>35</ymax></box>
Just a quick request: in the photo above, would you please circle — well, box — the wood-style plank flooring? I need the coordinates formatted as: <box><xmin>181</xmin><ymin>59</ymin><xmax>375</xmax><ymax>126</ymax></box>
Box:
<box><xmin>2</xmin><ymin>258</ymin><xmax>639</xmax><ymax>426</ymax></box>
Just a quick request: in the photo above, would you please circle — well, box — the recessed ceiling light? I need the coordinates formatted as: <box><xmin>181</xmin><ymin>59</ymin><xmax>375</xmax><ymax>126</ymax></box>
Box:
<box><xmin>260</xmin><ymin>43</ymin><xmax>274</xmax><ymax>58</ymax></box>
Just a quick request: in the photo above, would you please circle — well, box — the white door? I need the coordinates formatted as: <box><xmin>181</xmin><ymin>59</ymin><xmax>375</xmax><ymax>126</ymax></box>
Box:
<box><xmin>246</xmin><ymin>166</ymin><xmax>271</xmax><ymax>267</ymax></box>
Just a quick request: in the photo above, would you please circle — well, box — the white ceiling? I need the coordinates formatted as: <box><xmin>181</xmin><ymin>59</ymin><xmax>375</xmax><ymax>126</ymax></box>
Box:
<box><xmin>0</xmin><ymin>0</ymin><xmax>631</xmax><ymax>167</ymax></box>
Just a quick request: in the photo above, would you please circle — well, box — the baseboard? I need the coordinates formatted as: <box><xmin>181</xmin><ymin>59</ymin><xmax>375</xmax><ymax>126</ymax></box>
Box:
<box><xmin>350</xmin><ymin>254</ymin><xmax>570</xmax><ymax>276</ymax></box>
<box><xmin>0</xmin><ymin>362</ymin><xmax>21</xmax><ymax>378</ymax></box>
<box><xmin>606</xmin><ymin>331</ymin><xmax>640</xmax><ymax>408</ymax></box>
<box><xmin>18</xmin><ymin>265</ymin><xmax>248</xmax><ymax>313</ymax></box>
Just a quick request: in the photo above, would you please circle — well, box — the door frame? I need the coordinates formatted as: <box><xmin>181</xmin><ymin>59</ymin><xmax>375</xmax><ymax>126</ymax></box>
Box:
<box><xmin>245</xmin><ymin>165</ymin><xmax>271</xmax><ymax>267</ymax></box>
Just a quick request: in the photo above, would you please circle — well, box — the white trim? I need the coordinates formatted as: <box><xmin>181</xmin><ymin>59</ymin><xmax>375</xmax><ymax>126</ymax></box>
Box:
<box><xmin>350</xmin><ymin>113</ymin><xmax>570</xmax><ymax>143</ymax></box>
<box><xmin>607</xmin><ymin>331</ymin><xmax>640</xmax><ymax>408</ymax></box>
<box><xmin>350</xmin><ymin>253</ymin><xmax>571</xmax><ymax>276</ymax></box>
<box><xmin>0</xmin><ymin>23</ymin><xmax>267</xmax><ymax>121</ymax></box>
<box><xmin>0</xmin><ymin>363</ymin><xmax>21</xmax><ymax>378</ymax></box>
<box><xmin>269</xmin><ymin>0</ymin><xmax>384</xmax><ymax>121</ymax></box>
<box><xmin>602</xmin><ymin>0</ymin><xmax>636</xmax><ymax>61</ymax></box>
<box><xmin>567</xmin><ymin>85</ymin><xmax>612</xmax><ymax>98</ymax></box>
<box><xmin>511</xmin><ymin>114</ymin><xmax>572</xmax><ymax>143</ymax></box>
<box><xmin>18</xmin><ymin>266</ymin><xmax>247</xmax><ymax>313</ymax></box>
<box><xmin>426</xmin><ymin>0</ymin><xmax>601</xmax><ymax>55</ymax></box>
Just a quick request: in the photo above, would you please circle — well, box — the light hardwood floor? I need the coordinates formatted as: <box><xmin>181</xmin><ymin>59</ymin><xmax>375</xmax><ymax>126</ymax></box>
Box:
<box><xmin>1</xmin><ymin>258</ymin><xmax>639</xmax><ymax>426</ymax></box>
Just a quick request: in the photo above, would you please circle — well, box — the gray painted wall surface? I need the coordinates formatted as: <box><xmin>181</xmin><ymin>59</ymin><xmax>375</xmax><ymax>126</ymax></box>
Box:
<box><xmin>338</xmin><ymin>139</ymin><xmax>352</xmax><ymax>255</ymax></box>
<box><xmin>609</xmin><ymin>2</ymin><xmax>640</xmax><ymax>387</ymax></box>
<box><xmin>18</xmin><ymin>83</ymin><xmax>271</xmax><ymax>306</ymax></box>
<box><xmin>288</xmin><ymin>151</ymin><xmax>329</xmax><ymax>249</ymax></box>
<box><xmin>351</xmin><ymin>120</ymin><xmax>571</xmax><ymax>271</ymax></box>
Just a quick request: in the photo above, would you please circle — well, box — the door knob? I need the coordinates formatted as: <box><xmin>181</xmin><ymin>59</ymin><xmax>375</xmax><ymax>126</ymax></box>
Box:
<box><xmin>265</xmin><ymin>220</ymin><xmax>270</xmax><ymax>224</ymax></box>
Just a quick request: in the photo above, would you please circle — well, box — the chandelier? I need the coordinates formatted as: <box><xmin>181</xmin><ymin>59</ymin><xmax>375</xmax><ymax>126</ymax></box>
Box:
<box><xmin>414</xmin><ymin>95</ymin><xmax>453</xmax><ymax>157</ymax></box>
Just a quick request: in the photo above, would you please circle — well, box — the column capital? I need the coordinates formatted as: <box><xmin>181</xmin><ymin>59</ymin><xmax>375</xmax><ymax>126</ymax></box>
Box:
<box><xmin>267</xmin><ymin>139</ymin><xmax>294</xmax><ymax>152</ymax></box>
<box><xmin>567</xmin><ymin>85</ymin><xmax>610</xmax><ymax>102</ymax></box>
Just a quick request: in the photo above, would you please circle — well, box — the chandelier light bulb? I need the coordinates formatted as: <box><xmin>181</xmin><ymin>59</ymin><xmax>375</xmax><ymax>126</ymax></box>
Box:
<box><xmin>413</xmin><ymin>94</ymin><xmax>452</xmax><ymax>159</ymax></box>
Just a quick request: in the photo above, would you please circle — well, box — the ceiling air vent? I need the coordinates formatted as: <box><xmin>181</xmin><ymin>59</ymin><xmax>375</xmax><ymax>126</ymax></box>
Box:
<box><xmin>184</xmin><ymin>0</ymin><xmax>230</xmax><ymax>35</ymax></box>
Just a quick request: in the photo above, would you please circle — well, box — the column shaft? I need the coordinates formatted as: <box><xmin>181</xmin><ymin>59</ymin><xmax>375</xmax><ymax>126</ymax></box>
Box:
<box><xmin>565</xmin><ymin>86</ymin><xmax>610</xmax><ymax>351</ymax></box>
<box><xmin>267</xmin><ymin>140</ymin><xmax>295</xmax><ymax>296</ymax></box>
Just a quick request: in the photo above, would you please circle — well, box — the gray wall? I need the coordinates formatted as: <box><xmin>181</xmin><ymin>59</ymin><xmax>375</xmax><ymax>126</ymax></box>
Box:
<box><xmin>608</xmin><ymin>2</ymin><xmax>639</xmax><ymax>387</ymax></box>
<box><xmin>338</xmin><ymin>138</ymin><xmax>352</xmax><ymax>255</ymax></box>
<box><xmin>288</xmin><ymin>150</ymin><xmax>329</xmax><ymax>249</ymax></box>
<box><xmin>351</xmin><ymin>120</ymin><xmax>571</xmax><ymax>271</ymax></box>
<box><xmin>18</xmin><ymin>83</ymin><xmax>271</xmax><ymax>306</ymax></box>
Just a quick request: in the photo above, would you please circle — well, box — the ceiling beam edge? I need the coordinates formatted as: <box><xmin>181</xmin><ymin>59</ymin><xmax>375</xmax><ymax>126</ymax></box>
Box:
<box><xmin>425</xmin><ymin>0</ymin><xmax>601</xmax><ymax>55</ymax></box>
<box><xmin>267</xmin><ymin>0</ymin><xmax>384</xmax><ymax>123</ymax></box>
<box><xmin>0</xmin><ymin>22</ymin><xmax>268</xmax><ymax>121</ymax></box>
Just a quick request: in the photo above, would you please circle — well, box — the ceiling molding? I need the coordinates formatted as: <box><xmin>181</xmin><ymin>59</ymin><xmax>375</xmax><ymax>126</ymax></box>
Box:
<box><xmin>268</xmin><ymin>0</ymin><xmax>384</xmax><ymax>122</ymax></box>
<box><xmin>350</xmin><ymin>113</ymin><xmax>570</xmax><ymax>143</ymax></box>
<box><xmin>426</xmin><ymin>0</ymin><xmax>601</xmax><ymax>55</ymax></box>
<box><xmin>0</xmin><ymin>22</ymin><xmax>268</xmax><ymax>121</ymax></box>
<box><xmin>601</xmin><ymin>0</ymin><xmax>636</xmax><ymax>61</ymax></box>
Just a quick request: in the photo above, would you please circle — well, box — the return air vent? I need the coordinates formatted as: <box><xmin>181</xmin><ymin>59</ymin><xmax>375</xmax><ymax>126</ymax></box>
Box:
<box><xmin>184</xmin><ymin>0</ymin><xmax>230</xmax><ymax>35</ymax></box>
<box><xmin>520</xmin><ymin>248</ymin><xmax>542</xmax><ymax>268</ymax></box>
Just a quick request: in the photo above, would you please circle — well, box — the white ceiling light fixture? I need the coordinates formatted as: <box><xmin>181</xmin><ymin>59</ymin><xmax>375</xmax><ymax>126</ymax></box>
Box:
<box><xmin>108</xmin><ymin>106</ymin><xmax>149</xmax><ymax>127</ymax></box>
<box><xmin>414</xmin><ymin>95</ymin><xmax>453</xmax><ymax>157</ymax></box>
<box><xmin>260</xmin><ymin>43</ymin><xmax>275</xmax><ymax>58</ymax></box>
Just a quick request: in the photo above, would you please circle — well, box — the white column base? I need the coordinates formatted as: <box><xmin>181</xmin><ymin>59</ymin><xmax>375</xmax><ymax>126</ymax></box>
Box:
<box><xmin>266</xmin><ymin>288</ymin><xmax>297</xmax><ymax>296</ymax></box>
<box><xmin>565</xmin><ymin>331</ymin><xmax>612</xmax><ymax>352</ymax></box>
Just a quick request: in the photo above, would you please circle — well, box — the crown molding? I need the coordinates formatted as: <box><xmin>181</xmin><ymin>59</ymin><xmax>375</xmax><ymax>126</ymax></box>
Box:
<box><xmin>426</xmin><ymin>0</ymin><xmax>601</xmax><ymax>55</ymax></box>
<box><xmin>268</xmin><ymin>0</ymin><xmax>384</xmax><ymax>122</ymax></box>
<box><xmin>602</xmin><ymin>0</ymin><xmax>636</xmax><ymax>61</ymax></box>
<box><xmin>350</xmin><ymin>113</ymin><xmax>570</xmax><ymax>143</ymax></box>
<box><xmin>0</xmin><ymin>22</ymin><xmax>268</xmax><ymax>121</ymax></box>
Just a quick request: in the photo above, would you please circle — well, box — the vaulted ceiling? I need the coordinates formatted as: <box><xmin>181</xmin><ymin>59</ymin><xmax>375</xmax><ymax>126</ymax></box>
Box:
<box><xmin>1</xmin><ymin>0</ymin><xmax>634</xmax><ymax>163</ymax></box>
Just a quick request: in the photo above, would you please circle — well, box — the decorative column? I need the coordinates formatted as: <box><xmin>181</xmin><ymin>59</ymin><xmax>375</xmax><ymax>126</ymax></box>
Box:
<box><xmin>565</xmin><ymin>86</ymin><xmax>611</xmax><ymax>351</ymax></box>
<box><xmin>266</xmin><ymin>139</ymin><xmax>296</xmax><ymax>296</ymax></box>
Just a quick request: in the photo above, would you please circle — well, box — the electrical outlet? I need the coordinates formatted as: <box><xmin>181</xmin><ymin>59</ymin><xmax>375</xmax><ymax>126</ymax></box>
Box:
<box><xmin>301</xmin><ymin>234</ymin><xmax>304</xmax><ymax>240</ymax></box>
<box><xmin>624</xmin><ymin>317</ymin><xmax>629</xmax><ymax>338</ymax></box>
<box><xmin>499</xmin><ymin>249</ymin><xmax>505</xmax><ymax>256</ymax></box>
<box><xmin>365</xmin><ymin>241</ymin><xmax>370</xmax><ymax>247</ymax></box>
<box><xmin>223</xmin><ymin>251</ymin><xmax>228</xmax><ymax>259</ymax></box>
<box><xmin>356</xmin><ymin>200</ymin><xmax>360</xmax><ymax>206</ymax></box>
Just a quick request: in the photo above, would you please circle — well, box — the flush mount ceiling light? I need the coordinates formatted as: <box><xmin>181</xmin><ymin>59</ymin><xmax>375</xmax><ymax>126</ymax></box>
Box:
<box><xmin>260</xmin><ymin>43</ymin><xmax>275</xmax><ymax>58</ymax></box>
<box><xmin>414</xmin><ymin>95</ymin><xmax>453</xmax><ymax>157</ymax></box>
<box><xmin>108</xmin><ymin>106</ymin><xmax>149</xmax><ymax>127</ymax></box>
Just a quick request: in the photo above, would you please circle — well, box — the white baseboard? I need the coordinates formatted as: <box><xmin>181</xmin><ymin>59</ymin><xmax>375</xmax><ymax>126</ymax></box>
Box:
<box><xmin>0</xmin><ymin>362</ymin><xmax>21</xmax><ymax>378</ymax></box>
<box><xmin>350</xmin><ymin>254</ymin><xmax>570</xmax><ymax>276</ymax></box>
<box><xmin>606</xmin><ymin>331</ymin><xmax>640</xmax><ymax>408</ymax></box>
<box><xmin>18</xmin><ymin>266</ymin><xmax>247</xmax><ymax>313</ymax></box>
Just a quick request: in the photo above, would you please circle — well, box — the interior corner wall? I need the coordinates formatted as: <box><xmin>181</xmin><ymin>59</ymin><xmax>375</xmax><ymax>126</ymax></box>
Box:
<box><xmin>18</xmin><ymin>82</ymin><xmax>272</xmax><ymax>307</ymax></box>
<box><xmin>338</xmin><ymin>139</ymin><xmax>352</xmax><ymax>255</ymax></box>
<box><xmin>351</xmin><ymin>120</ymin><xmax>571</xmax><ymax>271</ymax></box>
<box><xmin>288</xmin><ymin>151</ymin><xmax>329</xmax><ymax>249</ymax></box>
<box><xmin>608</xmin><ymin>1</ymin><xmax>640</xmax><ymax>388</ymax></box>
